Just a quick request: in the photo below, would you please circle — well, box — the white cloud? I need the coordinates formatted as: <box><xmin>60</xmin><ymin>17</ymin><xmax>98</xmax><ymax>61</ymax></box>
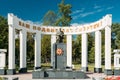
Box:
<box><xmin>72</xmin><ymin>5</ymin><xmax>114</xmax><ymax>20</ymax></box>
<box><xmin>80</xmin><ymin>11</ymin><xmax>95</xmax><ymax>17</ymax></box>
<box><xmin>96</xmin><ymin>9</ymin><xmax>103</xmax><ymax>12</ymax></box>
<box><xmin>72</xmin><ymin>8</ymin><xmax>85</xmax><ymax>15</ymax></box>
<box><xmin>94</xmin><ymin>5</ymin><xmax>101</xmax><ymax>9</ymax></box>
<box><xmin>73</xmin><ymin>11</ymin><xmax>95</xmax><ymax>20</ymax></box>
<box><xmin>106</xmin><ymin>6</ymin><xmax>114</xmax><ymax>10</ymax></box>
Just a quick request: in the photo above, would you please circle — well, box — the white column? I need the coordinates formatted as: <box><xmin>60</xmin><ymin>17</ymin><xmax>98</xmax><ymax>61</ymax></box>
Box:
<box><xmin>95</xmin><ymin>30</ymin><xmax>102</xmax><ymax>72</ymax></box>
<box><xmin>105</xmin><ymin>26</ymin><xmax>111</xmax><ymax>70</ymax></box>
<box><xmin>51</xmin><ymin>35</ymin><xmax>56</xmax><ymax>67</ymax></box>
<box><xmin>34</xmin><ymin>32</ymin><xmax>41</xmax><ymax>69</ymax></box>
<box><xmin>67</xmin><ymin>35</ymin><xmax>72</xmax><ymax>68</ymax></box>
<box><xmin>81</xmin><ymin>33</ymin><xmax>88</xmax><ymax>71</ymax></box>
<box><xmin>19</xmin><ymin>29</ymin><xmax>27</xmax><ymax>72</ymax></box>
<box><xmin>8</xmin><ymin>24</ymin><xmax>16</xmax><ymax>74</ymax></box>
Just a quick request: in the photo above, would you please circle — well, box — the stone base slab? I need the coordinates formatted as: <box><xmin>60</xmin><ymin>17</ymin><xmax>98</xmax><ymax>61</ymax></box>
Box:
<box><xmin>19</xmin><ymin>68</ymin><xmax>27</xmax><ymax>73</ymax></box>
<box><xmin>94</xmin><ymin>68</ymin><xmax>102</xmax><ymax>73</ymax></box>
<box><xmin>32</xmin><ymin>69</ymin><xmax>87</xmax><ymax>79</ymax></box>
<box><xmin>7</xmin><ymin>69</ymin><xmax>16</xmax><ymax>75</ymax></box>
<box><xmin>0</xmin><ymin>69</ymin><xmax>6</xmax><ymax>75</ymax></box>
<box><xmin>104</xmin><ymin>69</ymin><xmax>113</xmax><ymax>75</ymax></box>
<box><xmin>114</xmin><ymin>69</ymin><xmax>120</xmax><ymax>75</ymax></box>
<box><xmin>34</xmin><ymin>67</ymin><xmax>41</xmax><ymax>70</ymax></box>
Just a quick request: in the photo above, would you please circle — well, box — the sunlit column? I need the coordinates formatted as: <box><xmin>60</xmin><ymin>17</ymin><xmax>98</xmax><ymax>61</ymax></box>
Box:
<box><xmin>34</xmin><ymin>32</ymin><xmax>41</xmax><ymax>69</ymax></box>
<box><xmin>19</xmin><ymin>29</ymin><xmax>27</xmax><ymax>73</ymax></box>
<box><xmin>51</xmin><ymin>35</ymin><xmax>56</xmax><ymax>68</ymax></box>
<box><xmin>67</xmin><ymin>35</ymin><xmax>72</xmax><ymax>69</ymax></box>
<box><xmin>94</xmin><ymin>30</ymin><xmax>102</xmax><ymax>73</ymax></box>
<box><xmin>105</xmin><ymin>25</ymin><xmax>112</xmax><ymax>74</ymax></box>
<box><xmin>81</xmin><ymin>33</ymin><xmax>88</xmax><ymax>72</ymax></box>
<box><xmin>8</xmin><ymin>24</ymin><xmax>16</xmax><ymax>75</ymax></box>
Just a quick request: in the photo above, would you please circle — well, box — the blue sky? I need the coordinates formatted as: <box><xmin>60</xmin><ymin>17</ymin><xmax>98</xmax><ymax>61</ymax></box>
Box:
<box><xmin>0</xmin><ymin>0</ymin><xmax>120</xmax><ymax>25</ymax></box>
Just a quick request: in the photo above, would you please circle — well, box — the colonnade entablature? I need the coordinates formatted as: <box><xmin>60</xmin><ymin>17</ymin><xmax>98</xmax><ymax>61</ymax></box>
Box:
<box><xmin>7</xmin><ymin>13</ymin><xmax>112</xmax><ymax>75</ymax></box>
<box><xmin>8</xmin><ymin>13</ymin><xmax>112</xmax><ymax>35</ymax></box>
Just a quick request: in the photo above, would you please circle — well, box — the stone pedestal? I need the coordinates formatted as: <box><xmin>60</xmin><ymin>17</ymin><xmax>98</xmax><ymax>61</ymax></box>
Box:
<box><xmin>32</xmin><ymin>43</ymin><xmax>87</xmax><ymax>79</ymax></box>
<box><xmin>53</xmin><ymin>43</ymin><xmax>66</xmax><ymax>70</ymax></box>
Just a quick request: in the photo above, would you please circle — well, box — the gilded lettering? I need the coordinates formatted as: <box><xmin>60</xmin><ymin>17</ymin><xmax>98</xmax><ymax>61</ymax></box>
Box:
<box><xmin>19</xmin><ymin>21</ymin><xmax>22</xmax><ymax>26</ymax></box>
<box><xmin>33</xmin><ymin>26</ymin><xmax>36</xmax><ymax>30</ymax></box>
<box><xmin>79</xmin><ymin>28</ymin><xmax>82</xmax><ymax>32</ymax></box>
<box><xmin>22</xmin><ymin>23</ymin><xmax>25</xmax><ymax>27</ymax></box>
<box><xmin>26</xmin><ymin>24</ymin><xmax>30</xmax><ymax>29</ymax></box>
<box><xmin>46</xmin><ymin>28</ymin><xmax>50</xmax><ymax>32</ymax></box>
<box><xmin>42</xmin><ymin>28</ymin><xmax>45</xmax><ymax>32</ymax></box>
<box><xmin>66</xmin><ymin>29</ymin><xmax>69</xmax><ymax>32</ymax></box>
<box><xmin>61</xmin><ymin>29</ymin><xmax>65</xmax><ymax>32</ymax></box>
<box><xmin>94</xmin><ymin>23</ymin><xmax>99</xmax><ymax>29</ymax></box>
<box><xmin>37</xmin><ymin>27</ymin><xmax>41</xmax><ymax>31</ymax></box>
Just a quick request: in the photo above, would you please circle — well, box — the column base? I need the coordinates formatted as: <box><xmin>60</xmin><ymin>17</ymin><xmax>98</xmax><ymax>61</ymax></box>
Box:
<box><xmin>0</xmin><ymin>69</ymin><xmax>6</xmax><ymax>75</ymax></box>
<box><xmin>7</xmin><ymin>69</ymin><xmax>16</xmax><ymax>75</ymax></box>
<box><xmin>66</xmin><ymin>66</ymin><xmax>72</xmax><ymax>69</ymax></box>
<box><xmin>81</xmin><ymin>67</ymin><xmax>88</xmax><ymax>72</ymax></box>
<box><xmin>50</xmin><ymin>66</ymin><xmax>53</xmax><ymax>69</ymax></box>
<box><xmin>104</xmin><ymin>69</ymin><xmax>113</xmax><ymax>75</ymax></box>
<box><xmin>114</xmin><ymin>69</ymin><xmax>120</xmax><ymax>75</ymax></box>
<box><xmin>19</xmin><ymin>68</ymin><xmax>27</xmax><ymax>73</ymax></box>
<box><xmin>94</xmin><ymin>68</ymin><xmax>102</xmax><ymax>73</ymax></box>
<box><xmin>34</xmin><ymin>67</ymin><xmax>41</xmax><ymax>70</ymax></box>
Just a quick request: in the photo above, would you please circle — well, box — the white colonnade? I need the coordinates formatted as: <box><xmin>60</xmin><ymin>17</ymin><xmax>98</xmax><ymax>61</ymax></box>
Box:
<box><xmin>7</xmin><ymin>13</ymin><xmax>112</xmax><ymax>75</ymax></box>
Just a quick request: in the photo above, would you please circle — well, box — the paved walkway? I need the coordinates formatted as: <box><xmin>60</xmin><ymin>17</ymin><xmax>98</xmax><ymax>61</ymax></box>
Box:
<box><xmin>0</xmin><ymin>72</ymin><xmax>107</xmax><ymax>80</ymax></box>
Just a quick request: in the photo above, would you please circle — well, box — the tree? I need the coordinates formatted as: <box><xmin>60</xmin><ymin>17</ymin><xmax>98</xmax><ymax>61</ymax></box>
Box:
<box><xmin>41</xmin><ymin>35</ymin><xmax>51</xmax><ymax>63</ymax></box>
<box><xmin>55</xmin><ymin>0</ymin><xmax>72</xmax><ymax>26</ymax></box>
<box><xmin>72</xmin><ymin>35</ymin><xmax>81</xmax><ymax>63</ymax></box>
<box><xmin>112</xmin><ymin>23</ymin><xmax>120</xmax><ymax>48</ymax></box>
<box><xmin>43</xmin><ymin>10</ymin><xmax>57</xmax><ymax>26</ymax></box>
<box><xmin>88</xmin><ymin>33</ymin><xmax>95</xmax><ymax>63</ymax></box>
<box><xmin>0</xmin><ymin>16</ymin><xmax>8</xmax><ymax>49</ymax></box>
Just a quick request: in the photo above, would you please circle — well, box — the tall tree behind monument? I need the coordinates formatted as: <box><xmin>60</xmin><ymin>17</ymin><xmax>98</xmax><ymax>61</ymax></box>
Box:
<box><xmin>55</xmin><ymin>0</ymin><xmax>72</xmax><ymax>26</ymax></box>
<box><xmin>43</xmin><ymin>10</ymin><xmax>57</xmax><ymax>26</ymax></box>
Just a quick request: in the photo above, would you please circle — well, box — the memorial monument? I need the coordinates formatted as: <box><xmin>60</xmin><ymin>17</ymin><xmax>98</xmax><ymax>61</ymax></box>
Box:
<box><xmin>32</xmin><ymin>28</ymin><xmax>87</xmax><ymax>79</ymax></box>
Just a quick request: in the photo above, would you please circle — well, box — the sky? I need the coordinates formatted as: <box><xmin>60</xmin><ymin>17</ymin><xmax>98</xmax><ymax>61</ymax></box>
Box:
<box><xmin>0</xmin><ymin>0</ymin><xmax>120</xmax><ymax>25</ymax></box>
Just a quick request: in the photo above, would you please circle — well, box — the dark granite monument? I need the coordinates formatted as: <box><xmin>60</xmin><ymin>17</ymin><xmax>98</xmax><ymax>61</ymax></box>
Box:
<box><xmin>32</xmin><ymin>28</ymin><xmax>87</xmax><ymax>79</ymax></box>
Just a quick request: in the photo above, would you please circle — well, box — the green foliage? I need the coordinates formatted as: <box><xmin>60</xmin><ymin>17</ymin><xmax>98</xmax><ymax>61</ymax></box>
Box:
<box><xmin>43</xmin><ymin>10</ymin><xmax>57</xmax><ymax>26</ymax></box>
<box><xmin>27</xmin><ymin>33</ymin><xmax>34</xmax><ymax>63</ymax></box>
<box><xmin>88</xmin><ymin>34</ymin><xmax>95</xmax><ymax>63</ymax></box>
<box><xmin>112</xmin><ymin>23</ymin><xmax>120</xmax><ymax>48</ymax></box>
<box><xmin>41</xmin><ymin>35</ymin><xmax>51</xmax><ymax>63</ymax></box>
<box><xmin>72</xmin><ymin>35</ymin><xmax>81</xmax><ymax>63</ymax></box>
<box><xmin>55</xmin><ymin>0</ymin><xmax>72</xmax><ymax>26</ymax></box>
<box><xmin>0</xmin><ymin>16</ymin><xmax>8</xmax><ymax>49</ymax></box>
